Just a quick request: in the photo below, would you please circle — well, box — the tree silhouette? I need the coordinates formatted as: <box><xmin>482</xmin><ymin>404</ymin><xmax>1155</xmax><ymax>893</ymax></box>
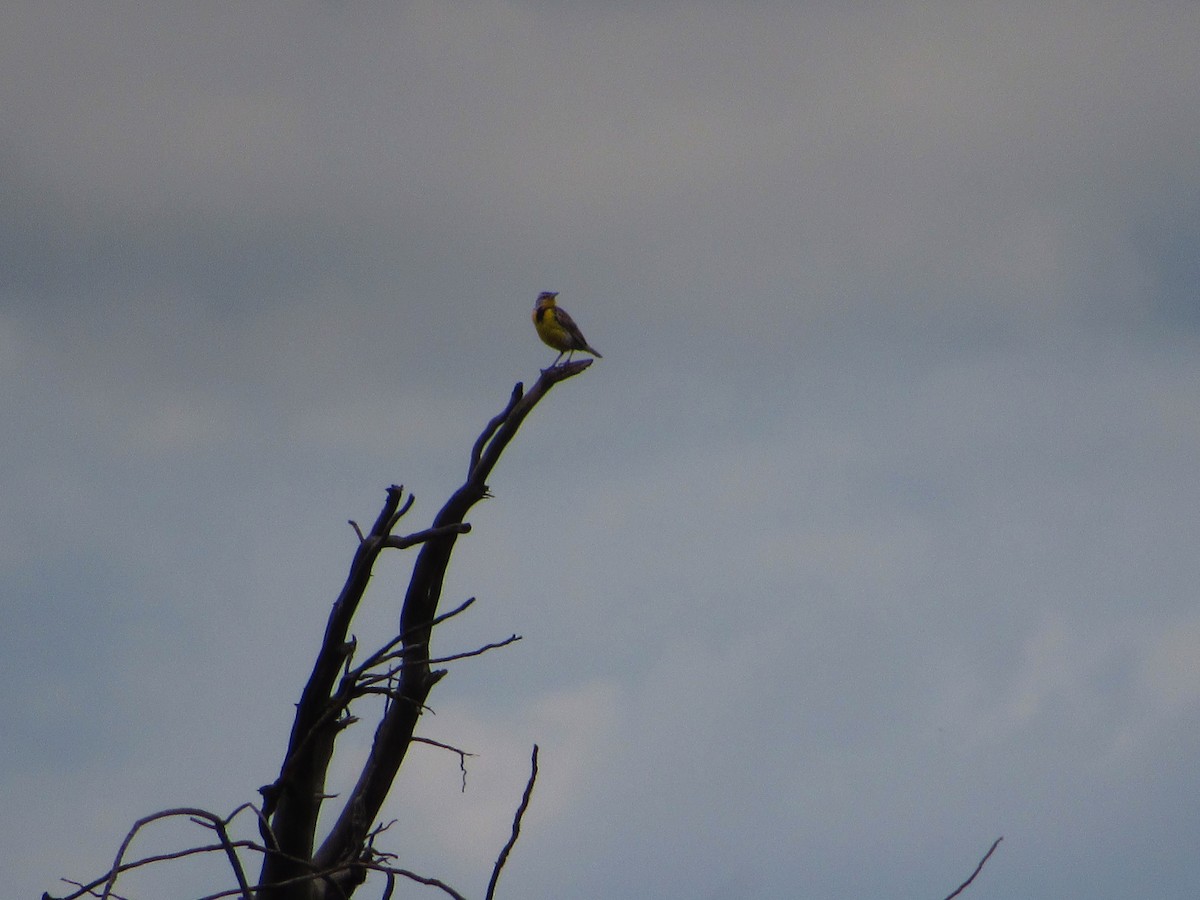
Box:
<box><xmin>44</xmin><ymin>358</ymin><xmax>1002</xmax><ymax>900</ymax></box>
<box><xmin>45</xmin><ymin>360</ymin><xmax>594</xmax><ymax>900</ymax></box>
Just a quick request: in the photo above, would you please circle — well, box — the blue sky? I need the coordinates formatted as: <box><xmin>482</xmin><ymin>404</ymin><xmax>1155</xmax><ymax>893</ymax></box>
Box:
<box><xmin>4</xmin><ymin>3</ymin><xmax>1200</xmax><ymax>898</ymax></box>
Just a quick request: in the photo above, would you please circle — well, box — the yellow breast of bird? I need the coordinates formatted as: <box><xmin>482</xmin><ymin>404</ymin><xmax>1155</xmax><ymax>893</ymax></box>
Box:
<box><xmin>534</xmin><ymin>306</ymin><xmax>573</xmax><ymax>351</ymax></box>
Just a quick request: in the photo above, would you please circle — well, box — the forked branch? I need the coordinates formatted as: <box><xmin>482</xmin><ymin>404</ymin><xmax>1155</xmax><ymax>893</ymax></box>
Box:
<box><xmin>261</xmin><ymin>363</ymin><xmax>589</xmax><ymax>895</ymax></box>
<box><xmin>50</xmin><ymin>364</ymin><xmax>588</xmax><ymax>900</ymax></box>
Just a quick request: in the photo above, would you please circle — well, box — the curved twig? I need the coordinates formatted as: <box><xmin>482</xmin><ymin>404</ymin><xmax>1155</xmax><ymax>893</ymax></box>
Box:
<box><xmin>485</xmin><ymin>744</ymin><xmax>540</xmax><ymax>900</ymax></box>
<box><xmin>89</xmin><ymin>807</ymin><xmax>254</xmax><ymax>900</ymax></box>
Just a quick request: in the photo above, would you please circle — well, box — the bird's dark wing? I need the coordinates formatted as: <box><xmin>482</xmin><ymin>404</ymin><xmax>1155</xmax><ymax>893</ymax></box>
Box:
<box><xmin>554</xmin><ymin>307</ymin><xmax>589</xmax><ymax>349</ymax></box>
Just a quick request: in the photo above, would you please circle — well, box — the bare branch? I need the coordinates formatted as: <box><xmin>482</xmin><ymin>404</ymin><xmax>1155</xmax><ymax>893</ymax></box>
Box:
<box><xmin>261</xmin><ymin>483</ymin><xmax>422</xmax><ymax>888</ymax></box>
<box><xmin>355</xmin><ymin>634</ymin><xmax>524</xmax><ymax>693</ymax></box>
<box><xmin>427</xmin><ymin>634</ymin><xmax>522</xmax><ymax>666</ymax></box>
<box><xmin>381</xmin><ymin>522</ymin><xmax>471</xmax><ymax>551</ymax></box>
<box><xmin>343</xmin><ymin>598</ymin><xmax>479</xmax><ymax>690</ymax></box>
<box><xmin>385</xmin><ymin>490</ymin><xmax>417</xmax><ymax>532</ymax></box>
<box><xmin>194</xmin><ymin>809</ymin><xmax>254</xmax><ymax>900</ymax></box>
<box><xmin>315</xmin><ymin>366</ymin><xmax>586</xmax><ymax>873</ymax></box>
<box><xmin>421</xmin><ymin>595</ymin><xmax>478</xmax><ymax>629</ymax></box>
<box><xmin>366</xmin><ymin>865</ymin><xmax>468</xmax><ymax>900</ymax></box>
<box><xmin>470</xmin><ymin>362</ymin><xmax>591</xmax><ymax>485</ymax></box>
<box><xmin>47</xmin><ymin>840</ymin><xmax>260</xmax><ymax>900</ymax></box>
<box><xmin>377</xmin><ymin>485</ymin><xmax>408</xmax><ymax>529</ymax></box>
<box><xmin>942</xmin><ymin>837</ymin><xmax>1003</xmax><ymax>900</ymax></box>
<box><xmin>470</xmin><ymin>382</ymin><xmax>523</xmax><ymax>476</ymax></box>
<box><xmin>485</xmin><ymin>744</ymin><xmax>539</xmax><ymax>900</ymax></box>
<box><xmin>412</xmin><ymin>736</ymin><xmax>476</xmax><ymax>792</ymax></box>
<box><xmin>55</xmin><ymin>880</ymin><xmax>135</xmax><ymax>900</ymax></box>
<box><xmin>48</xmin><ymin>808</ymin><xmax>260</xmax><ymax>900</ymax></box>
<box><xmin>108</xmin><ymin>809</ymin><xmax>249</xmax><ymax>900</ymax></box>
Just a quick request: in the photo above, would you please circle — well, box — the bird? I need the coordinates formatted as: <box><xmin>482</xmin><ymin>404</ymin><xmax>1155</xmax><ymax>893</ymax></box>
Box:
<box><xmin>532</xmin><ymin>292</ymin><xmax>602</xmax><ymax>366</ymax></box>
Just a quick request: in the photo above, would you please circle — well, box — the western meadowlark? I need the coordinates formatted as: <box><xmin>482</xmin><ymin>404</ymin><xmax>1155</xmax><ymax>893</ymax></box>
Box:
<box><xmin>532</xmin><ymin>292</ymin><xmax>602</xmax><ymax>365</ymax></box>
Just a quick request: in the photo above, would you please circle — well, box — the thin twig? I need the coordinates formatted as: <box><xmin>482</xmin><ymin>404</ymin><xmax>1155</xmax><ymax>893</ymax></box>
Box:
<box><xmin>345</xmin><ymin>598</ymin><xmax>479</xmax><ymax>684</ymax></box>
<box><xmin>97</xmin><ymin>808</ymin><xmax>253</xmax><ymax>900</ymax></box>
<box><xmin>942</xmin><ymin>837</ymin><xmax>1003</xmax><ymax>900</ymax></box>
<box><xmin>48</xmin><ymin>805</ymin><xmax>276</xmax><ymax>900</ymax></box>
<box><xmin>357</xmin><ymin>633</ymin><xmax>523</xmax><ymax>688</ymax></box>
<box><xmin>485</xmin><ymin>744</ymin><xmax>539</xmax><ymax>900</ymax></box>
<box><xmin>412</xmin><ymin>736</ymin><xmax>477</xmax><ymax>792</ymax></box>
<box><xmin>50</xmin><ymin>841</ymin><xmax>259</xmax><ymax>900</ymax></box>
<box><xmin>81</xmin><ymin>807</ymin><xmax>261</xmax><ymax>900</ymax></box>
<box><xmin>417</xmin><ymin>596</ymin><xmax>478</xmax><ymax>631</ymax></box>
<box><xmin>427</xmin><ymin>635</ymin><xmax>522</xmax><ymax>666</ymax></box>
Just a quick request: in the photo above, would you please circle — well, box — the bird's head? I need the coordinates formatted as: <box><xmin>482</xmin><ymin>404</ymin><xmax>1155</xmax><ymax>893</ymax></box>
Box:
<box><xmin>535</xmin><ymin>291</ymin><xmax>558</xmax><ymax>310</ymax></box>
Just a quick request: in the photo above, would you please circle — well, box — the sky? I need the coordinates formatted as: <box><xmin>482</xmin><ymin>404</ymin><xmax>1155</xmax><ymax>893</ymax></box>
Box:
<box><xmin>4</xmin><ymin>2</ymin><xmax>1200</xmax><ymax>898</ymax></box>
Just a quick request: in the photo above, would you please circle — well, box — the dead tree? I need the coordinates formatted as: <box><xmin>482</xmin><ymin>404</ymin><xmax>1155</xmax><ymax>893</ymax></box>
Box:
<box><xmin>45</xmin><ymin>360</ymin><xmax>593</xmax><ymax>900</ymax></box>
<box><xmin>45</xmin><ymin>358</ymin><xmax>1004</xmax><ymax>899</ymax></box>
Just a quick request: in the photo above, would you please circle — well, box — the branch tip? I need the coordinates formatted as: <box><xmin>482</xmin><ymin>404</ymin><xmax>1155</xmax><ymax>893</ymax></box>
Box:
<box><xmin>485</xmin><ymin>744</ymin><xmax>539</xmax><ymax>900</ymax></box>
<box><xmin>942</xmin><ymin>837</ymin><xmax>1003</xmax><ymax>900</ymax></box>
